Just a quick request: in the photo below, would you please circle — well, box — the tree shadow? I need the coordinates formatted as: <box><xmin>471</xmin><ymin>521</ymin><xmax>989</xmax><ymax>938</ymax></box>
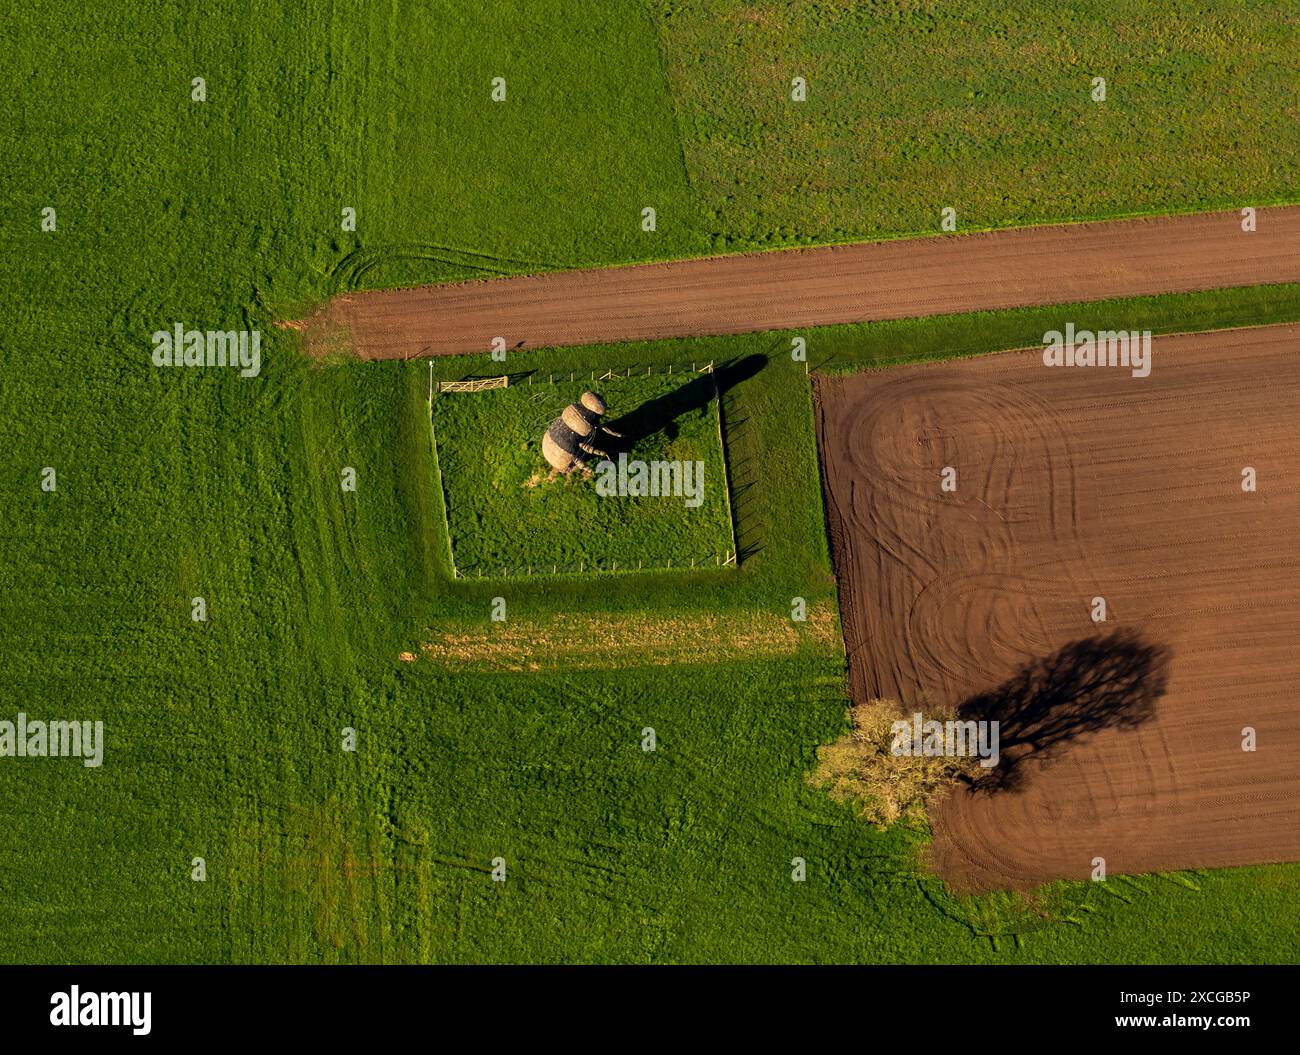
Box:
<box><xmin>959</xmin><ymin>628</ymin><xmax>1172</xmax><ymax>794</ymax></box>
<box><xmin>602</xmin><ymin>354</ymin><xmax>766</xmax><ymax>448</ymax></box>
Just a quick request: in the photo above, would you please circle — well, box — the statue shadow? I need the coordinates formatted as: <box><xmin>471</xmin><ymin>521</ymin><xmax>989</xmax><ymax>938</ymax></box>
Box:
<box><xmin>602</xmin><ymin>354</ymin><xmax>766</xmax><ymax>449</ymax></box>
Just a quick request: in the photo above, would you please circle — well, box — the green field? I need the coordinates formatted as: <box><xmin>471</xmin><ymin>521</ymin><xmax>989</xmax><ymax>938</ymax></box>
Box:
<box><xmin>2</xmin><ymin>2</ymin><xmax>1299</xmax><ymax>964</ymax></box>
<box><xmin>659</xmin><ymin>0</ymin><xmax>1300</xmax><ymax>249</ymax></box>
<box><xmin>433</xmin><ymin>373</ymin><xmax>735</xmax><ymax>575</ymax></box>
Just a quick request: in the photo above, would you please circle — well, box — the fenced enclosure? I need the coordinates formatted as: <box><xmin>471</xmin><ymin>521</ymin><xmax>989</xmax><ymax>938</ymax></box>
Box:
<box><xmin>429</xmin><ymin>361</ymin><xmax>739</xmax><ymax>581</ymax></box>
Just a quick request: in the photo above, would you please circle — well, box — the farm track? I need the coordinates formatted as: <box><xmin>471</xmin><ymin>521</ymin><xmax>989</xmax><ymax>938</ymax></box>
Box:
<box><xmin>299</xmin><ymin>207</ymin><xmax>1300</xmax><ymax>358</ymax></box>
<box><xmin>814</xmin><ymin>323</ymin><xmax>1300</xmax><ymax>893</ymax></box>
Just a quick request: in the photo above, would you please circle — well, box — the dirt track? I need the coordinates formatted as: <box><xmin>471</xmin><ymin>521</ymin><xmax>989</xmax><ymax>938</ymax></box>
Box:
<box><xmin>814</xmin><ymin>323</ymin><xmax>1300</xmax><ymax>893</ymax></box>
<box><xmin>301</xmin><ymin>207</ymin><xmax>1300</xmax><ymax>358</ymax></box>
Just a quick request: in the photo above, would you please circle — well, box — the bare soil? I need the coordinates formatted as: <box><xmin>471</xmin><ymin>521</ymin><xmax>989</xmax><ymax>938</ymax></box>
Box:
<box><xmin>300</xmin><ymin>207</ymin><xmax>1300</xmax><ymax>358</ymax></box>
<box><xmin>813</xmin><ymin>323</ymin><xmax>1300</xmax><ymax>893</ymax></box>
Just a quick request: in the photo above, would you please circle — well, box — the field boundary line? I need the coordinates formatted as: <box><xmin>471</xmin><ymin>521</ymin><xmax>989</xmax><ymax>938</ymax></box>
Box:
<box><xmin>817</xmin><ymin>318</ymin><xmax>1300</xmax><ymax>378</ymax></box>
<box><xmin>426</xmin><ymin>385</ymin><xmax>460</xmax><ymax>579</ymax></box>
<box><xmin>710</xmin><ymin>362</ymin><xmax>739</xmax><ymax>568</ymax></box>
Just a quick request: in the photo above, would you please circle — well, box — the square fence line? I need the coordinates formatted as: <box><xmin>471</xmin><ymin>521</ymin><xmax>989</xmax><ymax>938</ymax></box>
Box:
<box><xmin>430</xmin><ymin>360</ymin><xmax>740</xmax><ymax>580</ymax></box>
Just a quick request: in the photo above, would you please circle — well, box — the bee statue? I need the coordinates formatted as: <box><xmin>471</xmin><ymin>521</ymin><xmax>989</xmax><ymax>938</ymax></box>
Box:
<box><xmin>541</xmin><ymin>391</ymin><xmax>623</xmax><ymax>473</ymax></box>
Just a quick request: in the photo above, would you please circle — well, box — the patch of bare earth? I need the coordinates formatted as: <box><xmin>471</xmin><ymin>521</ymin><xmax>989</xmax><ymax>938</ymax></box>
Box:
<box><xmin>814</xmin><ymin>323</ymin><xmax>1300</xmax><ymax>893</ymax></box>
<box><xmin>295</xmin><ymin>207</ymin><xmax>1300</xmax><ymax>359</ymax></box>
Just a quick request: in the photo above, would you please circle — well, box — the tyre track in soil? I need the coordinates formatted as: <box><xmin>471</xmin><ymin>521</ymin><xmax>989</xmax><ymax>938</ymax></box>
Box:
<box><xmin>297</xmin><ymin>207</ymin><xmax>1300</xmax><ymax>359</ymax></box>
<box><xmin>813</xmin><ymin>323</ymin><xmax>1300</xmax><ymax>893</ymax></box>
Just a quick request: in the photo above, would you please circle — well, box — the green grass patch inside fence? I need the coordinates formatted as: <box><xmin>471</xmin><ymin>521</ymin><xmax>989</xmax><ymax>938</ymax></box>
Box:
<box><xmin>433</xmin><ymin>372</ymin><xmax>735</xmax><ymax>575</ymax></box>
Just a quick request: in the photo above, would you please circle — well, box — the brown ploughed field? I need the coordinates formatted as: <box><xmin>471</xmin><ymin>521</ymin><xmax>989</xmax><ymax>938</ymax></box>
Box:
<box><xmin>814</xmin><ymin>323</ymin><xmax>1300</xmax><ymax>893</ymax></box>
<box><xmin>300</xmin><ymin>207</ymin><xmax>1300</xmax><ymax>359</ymax></box>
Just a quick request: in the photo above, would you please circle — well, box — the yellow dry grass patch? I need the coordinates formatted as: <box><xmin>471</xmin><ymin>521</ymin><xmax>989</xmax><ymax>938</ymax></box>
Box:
<box><xmin>416</xmin><ymin>600</ymin><xmax>840</xmax><ymax>672</ymax></box>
